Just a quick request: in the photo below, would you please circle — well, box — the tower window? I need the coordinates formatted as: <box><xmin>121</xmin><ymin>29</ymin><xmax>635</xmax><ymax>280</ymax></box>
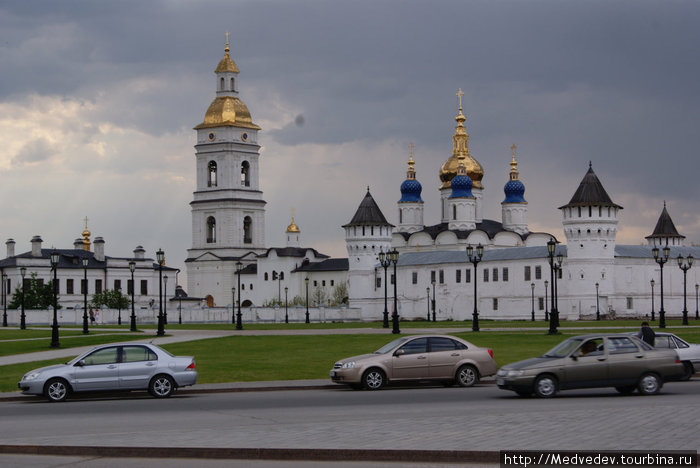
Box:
<box><xmin>241</xmin><ymin>161</ymin><xmax>250</xmax><ymax>187</ymax></box>
<box><xmin>220</xmin><ymin>77</ymin><xmax>224</xmax><ymax>91</ymax></box>
<box><xmin>208</xmin><ymin>161</ymin><xmax>217</xmax><ymax>187</ymax></box>
<box><xmin>206</xmin><ymin>216</ymin><xmax>216</xmax><ymax>243</ymax></box>
<box><xmin>230</xmin><ymin>77</ymin><xmax>235</xmax><ymax>91</ymax></box>
<box><xmin>243</xmin><ymin>216</ymin><xmax>252</xmax><ymax>244</ymax></box>
<box><xmin>453</xmin><ymin>205</ymin><xmax>457</xmax><ymax>220</ymax></box>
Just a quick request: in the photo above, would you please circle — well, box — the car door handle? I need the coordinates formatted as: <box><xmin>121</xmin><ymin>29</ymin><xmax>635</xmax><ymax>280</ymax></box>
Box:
<box><xmin>145</xmin><ymin>362</ymin><xmax>156</xmax><ymax>366</ymax></box>
<box><xmin>597</xmin><ymin>358</ymin><xmax>606</xmax><ymax>361</ymax></box>
<box><xmin>451</xmin><ymin>353</ymin><xmax>460</xmax><ymax>357</ymax></box>
<box><xmin>417</xmin><ymin>356</ymin><xmax>427</xmax><ymax>359</ymax></box>
<box><xmin>635</xmin><ymin>354</ymin><xmax>644</xmax><ymax>359</ymax></box>
<box><xmin>107</xmin><ymin>365</ymin><xmax>118</xmax><ymax>369</ymax></box>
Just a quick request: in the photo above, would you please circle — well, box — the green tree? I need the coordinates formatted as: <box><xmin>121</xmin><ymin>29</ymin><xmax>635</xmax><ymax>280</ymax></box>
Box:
<box><xmin>91</xmin><ymin>289</ymin><xmax>130</xmax><ymax>309</ymax></box>
<box><xmin>8</xmin><ymin>273</ymin><xmax>58</xmax><ymax>309</ymax></box>
<box><xmin>331</xmin><ymin>282</ymin><xmax>349</xmax><ymax>306</ymax></box>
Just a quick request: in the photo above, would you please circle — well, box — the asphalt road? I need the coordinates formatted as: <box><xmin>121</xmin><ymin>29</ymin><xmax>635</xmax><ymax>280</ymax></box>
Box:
<box><xmin>2</xmin><ymin>380</ymin><xmax>700</xmax><ymax>455</ymax></box>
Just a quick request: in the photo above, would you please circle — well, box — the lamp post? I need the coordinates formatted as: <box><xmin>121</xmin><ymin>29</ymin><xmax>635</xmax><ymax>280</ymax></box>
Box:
<box><xmin>530</xmin><ymin>282</ymin><xmax>535</xmax><ymax>321</ymax></box>
<box><xmin>236</xmin><ymin>261</ymin><xmax>243</xmax><ymax>330</ymax></box>
<box><xmin>546</xmin><ymin>238</ymin><xmax>558</xmax><ymax>335</ymax></box>
<box><xmin>425</xmin><ymin>287</ymin><xmax>430</xmax><ymax>321</ymax></box>
<box><xmin>156</xmin><ymin>249</ymin><xmax>165</xmax><ymax>336</ymax></box>
<box><xmin>554</xmin><ymin>254</ymin><xmax>563</xmax><ymax>327</ymax></box>
<box><xmin>284</xmin><ymin>286</ymin><xmax>289</xmax><ymax>324</ymax></box>
<box><xmin>2</xmin><ymin>273</ymin><xmax>7</xmax><ymax>327</ymax></box>
<box><xmin>231</xmin><ymin>287</ymin><xmax>236</xmax><ymax>325</ymax></box>
<box><xmin>82</xmin><ymin>257</ymin><xmax>89</xmax><ymax>334</ymax></box>
<box><xmin>431</xmin><ymin>280</ymin><xmax>436</xmax><ymax>322</ymax></box>
<box><xmin>129</xmin><ymin>261</ymin><xmax>136</xmax><ymax>331</ymax></box>
<box><xmin>544</xmin><ymin>280</ymin><xmax>549</xmax><ymax>322</ymax></box>
<box><xmin>388</xmin><ymin>248</ymin><xmax>400</xmax><ymax>334</ymax></box>
<box><xmin>467</xmin><ymin>244</ymin><xmax>484</xmax><ymax>332</ymax></box>
<box><xmin>595</xmin><ymin>282</ymin><xmax>600</xmax><ymax>321</ymax></box>
<box><xmin>378</xmin><ymin>249</ymin><xmax>390</xmax><ymax>328</ymax></box>
<box><xmin>696</xmin><ymin>284</ymin><xmax>699</xmax><ymax>320</ymax></box>
<box><xmin>50</xmin><ymin>250</ymin><xmax>60</xmax><ymax>348</ymax></box>
<box><xmin>652</xmin><ymin>244</ymin><xmax>671</xmax><ymax>328</ymax></box>
<box><xmin>163</xmin><ymin>275</ymin><xmax>168</xmax><ymax>325</ymax></box>
<box><xmin>178</xmin><ymin>287</ymin><xmax>183</xmax><ymax>325</ymax></box>
<box><xmin>677</xmin><ymin>255</ymin><xmax>693</xmax><ymax>326</ymax></box>
<box><xmin>20</xmin><ymin>267</ymin><xmax>26</xmax><ymax>330</ymax></box>
<box><xmin>305</xmin><ymin>277</ymin><xmax>310</xmax><ymax>324</ymax></box>
<box><xmin>650</xmin><ymin>279</ymin><xmax>655</xmax><ymax>321</ymax></box>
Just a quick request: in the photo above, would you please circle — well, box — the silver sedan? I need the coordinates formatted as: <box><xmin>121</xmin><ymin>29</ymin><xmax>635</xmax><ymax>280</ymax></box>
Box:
<box><xmin>18</xmin><ymin>343</ymin><xmax>197</xmax><ymax>402</ymax></box>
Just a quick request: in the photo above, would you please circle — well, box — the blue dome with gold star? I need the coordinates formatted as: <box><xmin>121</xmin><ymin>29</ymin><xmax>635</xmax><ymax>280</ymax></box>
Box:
<box><xmin>503</xmin><ymin>179</ymin><xmax>526</xmax><ymax>203</ymax></box>
<box><xmin>400</xmin><ymin>178</ymin><xmax>423</xmax><ymax>202</ymax></box>
<box><xmin>450</xmin><ymin>172</ymin><xmax>473</xmax><ymax>198</ymax></box>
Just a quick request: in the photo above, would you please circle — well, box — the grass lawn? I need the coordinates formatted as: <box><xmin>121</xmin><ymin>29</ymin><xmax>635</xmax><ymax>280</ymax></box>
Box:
<box><xmin>4</xmin><ymin>327</ymin><xmax>700</xmax><ymax>394</ymax></box>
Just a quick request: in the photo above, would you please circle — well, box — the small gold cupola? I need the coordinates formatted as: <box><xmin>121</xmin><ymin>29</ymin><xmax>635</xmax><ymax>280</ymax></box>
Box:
<box><xmin>81</xmin><ymin>216</ymin><xmax>91</xmax><ymax>252</ymax></box>
<box><xmin>439</xmin><ymin>89</ymin><xmax>484</xmax><ymax>190</ymax></box>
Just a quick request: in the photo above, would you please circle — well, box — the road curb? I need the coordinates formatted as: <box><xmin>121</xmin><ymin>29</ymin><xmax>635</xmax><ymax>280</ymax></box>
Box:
<box><xmin>0</xmin><ymin>445</ymin><xmax>501</xmax><ymax>463</ymax></box>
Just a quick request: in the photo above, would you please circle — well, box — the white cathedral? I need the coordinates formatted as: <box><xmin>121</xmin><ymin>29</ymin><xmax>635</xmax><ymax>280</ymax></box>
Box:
<box><xmin>186</xmin><ymin>40</ymin><xmax>699</xmax><ymax>323</ymax></box>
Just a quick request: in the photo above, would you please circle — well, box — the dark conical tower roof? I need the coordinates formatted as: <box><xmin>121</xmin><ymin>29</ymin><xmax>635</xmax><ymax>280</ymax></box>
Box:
<box><xmin>343</xmin><ymin>189</ymin><xmax>394</xmax><ymax>227</ymax></box>
<box><xmin>559</xmin><ymin>163</ymin><xmax>623</xmax><ymax>209</ymax></box>
<box><xmin>645</xmin><ymin>203</ymin><xmax>685</xmax><ymax>241</ymax></box>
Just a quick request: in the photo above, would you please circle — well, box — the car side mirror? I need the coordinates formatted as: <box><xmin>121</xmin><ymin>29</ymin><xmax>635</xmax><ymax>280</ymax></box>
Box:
<box><xmin>75</xmin><ymin>360</ymin><xmax>85</xmax><ymax>367</ymax></box>
<box><xmin>394</xmin><ymin>349</ymin><xmax>405</xmax><ymax>357</ymax></box>
<box><xmin>570</xmin><ymin>355</ymin><xmax>578</xmax><ymax>361</ymax></box>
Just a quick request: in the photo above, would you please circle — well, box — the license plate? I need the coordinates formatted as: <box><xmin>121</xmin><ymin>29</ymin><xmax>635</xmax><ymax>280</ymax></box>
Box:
<box><xmin>496</xmin><ymin>378</ymin><xmax>504</xmax><ymax>386</ymax></box>
<box><xmin>329</xmin><ymin>371</ymin><xmax>336</xmax><ymax>377</ymax></box>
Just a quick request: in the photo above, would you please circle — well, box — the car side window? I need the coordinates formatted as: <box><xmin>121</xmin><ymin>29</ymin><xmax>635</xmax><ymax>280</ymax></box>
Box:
<box><xmin>83</xmin><ymin>347</ymin><xmax>119</xmax><ymax>365</ymax></box>
<box><xmin>429</xmin><ymin>337</ymin><xmax>463</xmax><ymax>352</ymax></box>
<box><xmin>123</xmin><ymin>346</ymin><xmax>158</xmax><ymax>363</ymax></box>
<box><xmin>654</xmin><ymin>336</ymin><xmax>670</xmax><ymax>348</ymax></box>
<box><xmin>672</xmin><ymin>337</ymin><xmax>689</xmax><ymax>349</ymax></box>
<box><xmin>399</xmin><ymin>338</ymin><xmax>428</xmax><ymax>355</ymax></box>
<box><xmin>607</xmin><ymin>337</ymin><xmax>639</xmax><ymax>354</ymax></box>
<box><xmin>576</xmin><ymin>339</ymin><xmax>603</xmax><ymax>357</ymax></box>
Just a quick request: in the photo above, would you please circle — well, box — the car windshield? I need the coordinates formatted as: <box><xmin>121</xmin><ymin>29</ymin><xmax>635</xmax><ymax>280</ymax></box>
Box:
<box><xmin>543</xmin><ymin>338</ymin><xmax>583</xmax><ymax>358</ymax></box>
<box><xmin>375</xmin><ymin>337</ymin><xmax>410</xmax><ymax>354</ymax></box>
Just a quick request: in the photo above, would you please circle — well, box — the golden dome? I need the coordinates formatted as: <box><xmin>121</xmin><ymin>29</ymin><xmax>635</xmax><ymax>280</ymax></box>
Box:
<box><xmin>215</xmin><ymin>35</ymin><xmax>240</xmax><ymax>73</ymax></box>
<box><xmin>439</xmin><ymin>89</ymin><xmax>483</xmax><ymax>189</ymax></box>
<box><xmin>286</xmin><ymin>217</ymin><xmax>300</xmax><ymax>233</ymax></box>
<box><xmin>194</xmin><ymin>96</ymin><xmax>261</xmax><ymax>130</ymax></box>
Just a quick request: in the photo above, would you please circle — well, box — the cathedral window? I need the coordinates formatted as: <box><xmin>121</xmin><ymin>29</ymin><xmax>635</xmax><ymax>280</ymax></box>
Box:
<box><xmin>280</xmin><ymin>272</ymin><xmax>285</xmax><ymax>280</ymax></box>
<box><xmin>588</xmin><ymin>206</ymin><xmax>592</xmax><ymax>217</ymax></box>
<box><xmin>140</xmin><ymin>280</ymin><xmax>148</xmax><ymax>295</ymax></box>
<box><xmin>535</xmin><ymin>266</ymin><xmax>541</xmax><ymax>280</ymax></box>
<box><xmin>577</xmin><ymin>207</ymin><xmax>581</xmax><ymax>217</ymax></box>
<box><xmin>455</xmin><ymin>270</ymin><xmax>461</xmax><ymax>283</ymax></box>
<box><xmin>208</xmin><ymin>161</ymin><xmax>217</xmax><ymax>187</ymax></box>
<box><xmin>538</xmin><ymin>297</ymin><xmax>544</xmax><ymax>310</ymax></box>
<box><xmin>465</xmin><ymin>269</ymin><xmax>471</xmax><ymax>283</ymax></box>
<box><xmin>483</xmin><ymin>269</ymin><xmax>489</xmax><ymax>282</ymax></box>
<box><xmin>220</xmin><ymin>77</ymin><xmax>225</xmax><ymax>91</ymax></box>
<box><xmin>439</xmin><ymin>270</ymin><xmax>444</xmax><ymax>284</ymax></box>
<box><xmin>493</xmin><ymin>298</ymin><xmax>498</xmax><ymax>310</ymax></box>
<box><xmin>241</xmin><ymin>161</ymin><xmax>250</xmax><ymax>187</ymax></box>
<box><xmin>264</xmin><ymin>273</ymin><xmax>269</xmax><ymax>281</ymax></box>
<box><xmin>413</xmin><ymin>272</ymin><xmax>418</xmax><ymax>284</ymax></box>
<box><xmin>206</xmin><ymin>217</ymin><xmax>216</xmax><ymax>243</ymax></box>
<box><xmin>453</xmin><ymin>205</ymin><xmax>457</xmax><ymax>220</ymax></box>
<box><xmin>599</xmin><ymin>206</ymin><xmax>602</xmax><ymax>217</ymax></box>
<box><xmin>492</xmin><ymin>268</ymin><xmax>498</xmax><ymax>282</ymax></box>
<box><xmin>502</xmin><ymin>268</ymin><xmax>509</xmax><ymax>282</ymax></box>
<box><xmin>243</xmin><ymin>216</ymin><xmax>252</xmax><ymax>244</ymax></box>
<box><xmin>524</xmin><ymin>266</ymin><xmax>531</xmax><ymax>281</ymax></box>
<box><xmin>399</xmin><ymin>210</ymin><xmax>402</xmax><ymax>224</ymax></box>
<box><xmin>230</xmin><ymin>77</ymin><xmax>235</xmax><ymax>91</ymax></box>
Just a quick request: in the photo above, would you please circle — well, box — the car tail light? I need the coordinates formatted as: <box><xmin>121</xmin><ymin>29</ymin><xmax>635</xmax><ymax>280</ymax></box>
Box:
<box><xmin>675</xmin><ymin>358</ymin><xmax>681</xmax><ymax>364</ymax></box>
<box><xmin>186</xmin><ymin>361</ymin><xmax>196</xmax><ymax>370</ymax></box>
<box><xmin>488</xmin><ymin>349</ymin><xmax>495</xmax><ymax>360</ymax></box>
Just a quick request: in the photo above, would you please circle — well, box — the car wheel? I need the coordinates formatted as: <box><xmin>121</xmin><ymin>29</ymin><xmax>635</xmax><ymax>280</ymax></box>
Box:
<box><xmin>615</xmin><ymin>385</ymin><xmax>636</xmax><ymax>395</ymax></box>
<box><xmin>680</xmin><ymin>362</ymin><xmax>694</xmax><ymax>381</ymax></box>
<box><xmin>149</xmin><ymin>374</ymin><xmax>175</xmax><ymax>398</ymax></box>
<box><xmin>44</xmin><ymin>378</ymin><xmax>69</xmax><ymax>402</ymax></box>
<box><xmin>533</xmin><ymin>374</ymin><xmax>558</xmax><ymax>398</ymax></box>
<box><xmin>362</xmin><ymin>368</ymin><xmax>385</xmax><ymax>390</ymax></box>
<box><xmin>638</xmin><ymin>373</ymin><xmax>661</xmax><ymax>395</ymax></box>
<box><xmin>456</xmin><ymin>364</ymin><xmax>479</xmax><ymax>387</ymax></box>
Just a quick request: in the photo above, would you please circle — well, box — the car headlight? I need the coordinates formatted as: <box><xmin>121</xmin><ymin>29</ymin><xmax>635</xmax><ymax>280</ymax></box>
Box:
<box><xmin>498</xmin><ymin>368</ymin><xmax>524</xmax><ymax>378</ymax></box>
<box><xmin>341</xmin><ymin>361</ymin><xmax>356</xmax><ymax>369</ymax></box>
<box><xmin>22</xmin><ymin>372</ymin><xmax>41</xmax><ymax>381</ymax></box>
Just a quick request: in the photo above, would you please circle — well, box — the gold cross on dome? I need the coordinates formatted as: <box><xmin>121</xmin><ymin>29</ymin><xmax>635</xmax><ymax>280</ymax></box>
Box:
<box><xmin>408</xmin><ymin>142</ymin><xmax>414</xmax><ymax>161</ymax></box>
<box><xmin>456</xmin><ymin>88</ymin><xmax>464</xmax><ymax>110</ymax></box>
<box><xmin>511</xmin><ymin>143</ymin><xmax>517</xmax><ymax>159</ymax></box>
<box><xmin>84</xmin><ymin>216</ymin><xmax>89</xmax><ymax>229</ymax></box>
<box><xmin>225</xmin><ymin>31</ymin><xmax>230</xmax><ymax>46</ymax></box>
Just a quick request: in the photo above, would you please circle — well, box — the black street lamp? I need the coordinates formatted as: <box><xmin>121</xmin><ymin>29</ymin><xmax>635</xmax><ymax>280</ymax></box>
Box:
<box><xmin>378</xmin><ymin>249</ymin><xmax>390</xmax><ymax>328</ymax></box>
<box><xmin>544</xmin><ymin>280</ymin><xmax>549</xmax><ymax>322</ymax></box>
<box><xmin>677</xmin><ymin>255</ymin><xmax>694</xmax><ymax>326</ymax></box>
<box><xmin>20</xmin><ymin>267</ymin><xmax>26</xmax><ymax>330</ymax></box>
<box><xmin>546</xmin><ymin>238</ymin><xmax>558</xmax><ymax>335</ymax></box>
<box><xmin>2</xmin><ymin>273</ymin><xmax>7</xmax><ymax>327</ymax></box>
<box><xmin>652</xmin><ymin>244</ymin><xmax>671</xmax><ymax>328</ymax></box>
<box><xmin>650</xmin><ymin>279</ymin><xmax>655</xmax><ymax>322</ymax></box>
<box><xmin>156</xmin><ymin>249</ymin><xmax>165</xmax><ymax>336</ymax></box>
<box><xmin>595</xmin><ymin>282</ymin><xmax>600</xmax><ymax>321</ymax></box>
<box><xmin>163</xmin><ymin>275</ymin><xmax>168</xmax><ymax>326</ymax></box>
<box><xmin>284</xmin><ymin>286</ymin><xmax>289</xmax><ymax>324</ymax></box>
<box><xmin>236</xmin><ymin>261</ymin><xmax>243</xmax><ymax>330</ymax></box>
<box><xmin>696</xmin><ymin>284</ymin><xmax>699</xmax><ymax>320</ymax></box>
<box><xmin>50</xmin><ymin>250</ymin><xmax>60</xmax><ymax>348</ymax></box>
<box><xmin>425</xmin><ymin>287</ymin><xmax>430</xmax><ymax>321</ymax></box>
<box><xmin>82</xmin><ymin>257</ymin><xmax>89</xmax><ymax>334</ymax></box>
<box><xmin>554</xmin><ymin>254</ymin><xmax>563</xmax><ymax>327</ymax></box>
<box><xmin>530</xmin><ymin>282</ymin><xmax>535</xmax><ymax>321</ymax></box>
<box><xmin>231</xmin><ymin>287</ymin><xmax>236</xmax><ymax>325</ymax></box>
<box><xmin>388</xmin><ymin>248</ymin><xmax>400</xmax><ymax>334</ymax></box>
<box><xmin>431</xmin><ymin>280</ymin><xmax>436</xmax><ymax>322</ymax></box>
<box><xmin>129</xmin><ymin>261</ymin><xmax>137</xmax><ymax>331</ymax></box>
<box><xmin>467</xmin><ymin>244</ymin><xmax>484</xmax><ymax>332</ymax></box>
<box><xmin>178</xmin><ymin>286</ymin><xmax>183</xmax><ymax>325</ymax></box>
<box><xmin>305</xmin><ymin>277</ymin><xmax>310</xmax><ymax>324</ymax></box>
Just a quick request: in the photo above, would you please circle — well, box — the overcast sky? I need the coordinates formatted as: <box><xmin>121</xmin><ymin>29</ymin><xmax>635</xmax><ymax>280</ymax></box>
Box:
<box><xmin>1</xmin><ymin>0</ymin><xmax>699</xmax><ymax>287</ymax></box>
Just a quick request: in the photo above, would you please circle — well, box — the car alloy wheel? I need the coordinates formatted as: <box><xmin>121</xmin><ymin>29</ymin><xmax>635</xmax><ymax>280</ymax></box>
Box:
<box><xmin>363</xmin><ymin>369</ymin><xmax>385</xmax><ymax>390</ymax></box>
<box><xmin>534</xmin><ymin>375</ymin><xmax>558</xmax><ymax>398</ymax></box>
<box><xmin>638</xmin><ymin>373</ymin><xmax>661</xmax><ymax>395</ymax></box>
<box><xmin>456</xmin><ymin>364</ymin><xmax>478</xmax><ymax>387</ymax></box>
<box><xmin>150</xmin><ymin>375</ymin><xmax>175</xmax><ymax>398</ymax></box>
<box><xmin>44</xmin><ymin>378</ymin><xmax>69</xmax><ymax>402</ymax></box>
